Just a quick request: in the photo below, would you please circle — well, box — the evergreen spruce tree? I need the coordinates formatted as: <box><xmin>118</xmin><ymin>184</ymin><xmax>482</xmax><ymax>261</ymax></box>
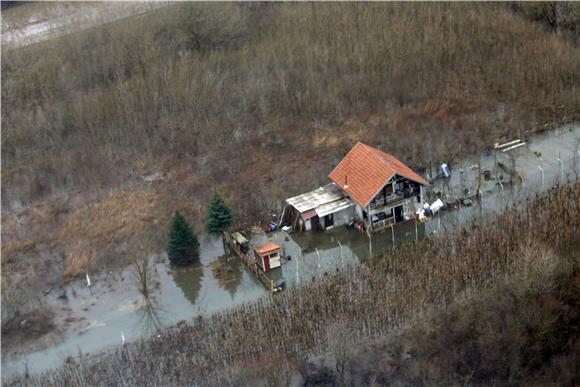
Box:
<box><xmin>167</xmin><ymin>211</ymin><xmax>199</xmax><ymax>266</ymax></box>
<box><xmin>206</xmin><ymin>192</ymin><xmax>234</xmax><ymax>234</ymax></box>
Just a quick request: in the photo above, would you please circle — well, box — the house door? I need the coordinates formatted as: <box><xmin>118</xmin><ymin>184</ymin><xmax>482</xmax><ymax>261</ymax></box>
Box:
<box><xmin>264</xmin><ymin>255</ymin><xmax>270</xmax><ymax>272</ymax></box>
<box><xmin>394</xmin><ymin>206</ymin><xmax>404</xmax><ymax>223</ymax></box>
<box><xmin>311</xmin><ymin>216</ymin><xmax>321</xmax><ymax>230</ymax></box>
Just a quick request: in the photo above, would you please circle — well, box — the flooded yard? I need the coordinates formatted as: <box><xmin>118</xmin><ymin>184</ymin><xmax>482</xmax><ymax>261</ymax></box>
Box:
<box><xmin>2</xmin><ymin>124</ymin><xmax>579</xmax><ymax>382</ymax></box>
<box><xmin>2</xmin><ymin>235</ymin><xmax>267</xmax><ymax>380</ymax></box>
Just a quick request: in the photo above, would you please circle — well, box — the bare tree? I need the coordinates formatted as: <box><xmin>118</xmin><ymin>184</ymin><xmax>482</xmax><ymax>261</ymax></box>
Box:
<box><xmin>132</xmin><ymin>249</ymin><xmax>152</xmax><ymax>300</ymax></box>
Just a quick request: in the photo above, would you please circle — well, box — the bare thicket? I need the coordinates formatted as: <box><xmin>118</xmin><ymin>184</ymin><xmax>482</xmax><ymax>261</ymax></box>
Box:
<box><xmin>2</xmin><ymin>2</ymin><xmax>579</xmax><ymax>211</ymax></box>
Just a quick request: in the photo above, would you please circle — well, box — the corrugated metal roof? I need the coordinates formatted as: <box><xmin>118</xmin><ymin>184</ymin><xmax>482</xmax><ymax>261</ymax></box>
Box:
<box><xmin>328</xmin><ymin>142</ymin><xmax>428</xmax><ymax>208</ymax></box>
<box><xmin>255</xmin><ymin>242</ymin><xmax>281</xmax><ymax>255</ymax></box>
<box><xmin>315</xmin><ymin>198</ymin><xmax>355</xmax><ymax>218</ymax></box>
<box><xmin>286</xmin><ymin>183</ymin><xmax>345</xmax><ymax>213</ymax></box>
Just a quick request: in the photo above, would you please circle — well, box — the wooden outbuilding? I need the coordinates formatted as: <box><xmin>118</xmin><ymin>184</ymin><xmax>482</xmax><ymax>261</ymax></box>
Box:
<box><xmin>283</xmin><ymin>183</ymin><xmax>355</xmax><ymax>231</ymax></box>
<box><xmin>254</xmin><ymin>242</ymin><xmax>282</xmax><ymax>272</ymax></box>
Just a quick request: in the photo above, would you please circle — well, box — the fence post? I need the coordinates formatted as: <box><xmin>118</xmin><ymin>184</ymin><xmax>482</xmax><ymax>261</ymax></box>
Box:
<box><xmin>414</xmin><ymin>217</ymin><xmax>418</xmax><ymax>245</ymax></box>
<box><xmin>537</xmin><ymin>165</ymin><xmax>544</xmax><ymax>189</ymax></box>
<box><xmin>315</xmin><ymin>248</ymin><xmax>321</xmax><ymax>275</ymax></box>
<box><xmin>296</xmin><ymin>252</ymin><xmax>300</xmax><ymax>285</ymax></box>
<box><xmin>390</xmin><ymin>224</ymin><xmax>395</xmax><ymax>252</ymax></box>
<box><xmin>86</xmin><ymin>272</ymin><xmax>93</xmax><ymax>296</ymax></box>
<box><xmin>558</xmin><ymin>152</ymin><xmax>564</xmax><ymax>183</ymax></box>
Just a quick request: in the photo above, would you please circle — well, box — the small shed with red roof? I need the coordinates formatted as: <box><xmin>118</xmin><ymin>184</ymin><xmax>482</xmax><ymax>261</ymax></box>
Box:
<box><xmin>254</xmin><ymin>242</ymin><xmax>282</xmax><ymax>272</ymax></box>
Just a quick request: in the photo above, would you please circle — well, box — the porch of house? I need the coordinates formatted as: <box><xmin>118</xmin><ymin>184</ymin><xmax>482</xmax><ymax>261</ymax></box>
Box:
<box><xmin>363</xmin><ymin>178</ymin><xmax>423</xmax><ymax>231</ymax></box>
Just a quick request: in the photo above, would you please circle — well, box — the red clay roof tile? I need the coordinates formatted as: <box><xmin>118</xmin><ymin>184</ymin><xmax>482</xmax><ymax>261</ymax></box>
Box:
<box><xmin>328</xmin><ymin>142</ymin><xmax>428</xmax><ymax>208</ymax></box>
<box><xmin>255</xmin><ymin>242</ymin><xmax>281</xmax><ymax>255</ymax></box>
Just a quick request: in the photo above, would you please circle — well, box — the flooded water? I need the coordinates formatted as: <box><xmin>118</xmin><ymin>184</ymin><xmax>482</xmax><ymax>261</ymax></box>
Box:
<box><xmin>2</xmin><ymin>124</ymin><xmax>579</xmax><ymax>382</ymax></box>
<box><xmin>1</xmin><ymin>235</ymin><xmax>267</xmax><ymax>381</ymax></box>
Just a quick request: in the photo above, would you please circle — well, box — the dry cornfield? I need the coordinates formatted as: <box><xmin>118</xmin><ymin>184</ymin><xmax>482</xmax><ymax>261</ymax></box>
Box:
<box><xmin>7</xmin><ymin>182</ymin><xmax>579</xmax><ymax>386</ymax></box>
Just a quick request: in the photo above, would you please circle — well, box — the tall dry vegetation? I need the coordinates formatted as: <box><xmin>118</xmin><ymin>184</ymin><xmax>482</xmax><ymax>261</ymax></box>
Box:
<box><xmin>302</xmin><ymin>244</ymin><xmax>580</xmax><ymax>386</ymax></box>
<box><xmin>7</xmin><ymin>183</ymin><xmax>579</xmax><ymax>386</ymax></box>
<box><xmin>2</xmin><ymin>2</ymin><xmax>579</xmax><ymax>209</ymax></box>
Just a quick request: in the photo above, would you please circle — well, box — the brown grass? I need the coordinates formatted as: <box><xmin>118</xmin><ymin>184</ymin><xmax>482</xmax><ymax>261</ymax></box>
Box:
<box><xmin>62</xmin><ymin>244</ymin><xmax>96</xmax><ymax>280</ymax></box>
<box><xmin>2</xmin><ymin>2</ymin><xmax>579</xmax><ymax>208</ymax></box>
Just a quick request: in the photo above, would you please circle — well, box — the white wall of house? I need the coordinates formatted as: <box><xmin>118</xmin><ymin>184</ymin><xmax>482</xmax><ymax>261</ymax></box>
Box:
<box><xmin>321</xmin><ymin>205</ymin><xmax>355</xmax><ymax>229</ymax></box>
<box><xmin>355</xmin><ymin>204</ymin><xmax>364</xmax><ymax>219</ymax></box>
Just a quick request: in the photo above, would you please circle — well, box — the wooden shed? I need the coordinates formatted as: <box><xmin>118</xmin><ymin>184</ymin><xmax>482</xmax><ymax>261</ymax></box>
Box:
<box><xmin>254</xmin><ymin>242</ymin><xmax>282</xmax><ymax>273</ymax></box>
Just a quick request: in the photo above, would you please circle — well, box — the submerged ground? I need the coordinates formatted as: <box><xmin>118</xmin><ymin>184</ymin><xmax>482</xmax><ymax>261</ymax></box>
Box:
<box><xmin>2</xmin><ymin>124</ymin><xmax>579</xmax><ymax>380</ymax></box>
<box><xmin>2</xmin><ymin>2</ymin><xmax>580</xmax><ymax>384</ymax></box>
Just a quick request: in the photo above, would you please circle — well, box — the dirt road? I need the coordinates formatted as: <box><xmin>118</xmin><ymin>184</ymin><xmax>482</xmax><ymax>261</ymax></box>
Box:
<box><xmin>1</xmin><ymin>2</ymin><xmax>170</xmax><ymax>49</ymax></box>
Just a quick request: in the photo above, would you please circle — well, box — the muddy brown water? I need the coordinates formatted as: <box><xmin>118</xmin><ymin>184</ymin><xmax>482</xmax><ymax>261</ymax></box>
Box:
<box><xmin>2</xmin><ymin>124</ymin><xmax>579</xmax><ymax>381</ymax></box>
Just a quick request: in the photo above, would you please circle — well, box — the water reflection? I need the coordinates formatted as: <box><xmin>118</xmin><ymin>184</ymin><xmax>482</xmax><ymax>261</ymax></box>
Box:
<box><xmin>136</xmin><ymin>298</ymin><xmax>165</xmax><ymax>335</ymax></box>
<box><xmin>290</xmin><ymin>220</ymin><xmax>425</xmax><ymax>263</ymax></box>
<box><xmin>210</xmin><ymin>255</ymin><xmax>242</xmax><ymax>299</ymax></box>
<box><xmin>171</xmin><ymin>263</ymin><xmax>204</xmax><ymax>306</ymax></box>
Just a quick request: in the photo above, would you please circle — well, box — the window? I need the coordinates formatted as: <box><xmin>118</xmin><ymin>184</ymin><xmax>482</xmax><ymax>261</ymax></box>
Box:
<box><xmin>324</xmin><ymin>213</ymin><xmax>334</xmax><ymax>227</ymax></box>
<box><xmin>416</xmin><ymin>194</ymin><xmax>421</xmax><ymax>203</ymax></box>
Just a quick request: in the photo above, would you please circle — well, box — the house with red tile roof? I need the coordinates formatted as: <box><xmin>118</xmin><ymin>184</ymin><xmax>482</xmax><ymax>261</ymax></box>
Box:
<box><xmin>282</xmin><ymin>142</ymin><xmax>428</xmax><ymax>232</ymax></box>
<box><xmin>329</xmin><ymin>142</ymin><xmax>428</xmax><ymax>231</ymax></box>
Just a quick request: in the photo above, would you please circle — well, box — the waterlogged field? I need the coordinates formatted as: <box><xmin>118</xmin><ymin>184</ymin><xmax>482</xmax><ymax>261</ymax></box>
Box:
<box><xmin>2</xmin><ymin>125</ymin><xmax>579</xmax><ymax>380</ymax></box>
<box><xmin>6</xmin><ymin>182</ymin><xmax>579</xmax><ymax>386</ymax></box>
<box><xmin>2</xmin><ymin>2</ymin><xmax>580</xmax><ymax>382</ymax></box>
